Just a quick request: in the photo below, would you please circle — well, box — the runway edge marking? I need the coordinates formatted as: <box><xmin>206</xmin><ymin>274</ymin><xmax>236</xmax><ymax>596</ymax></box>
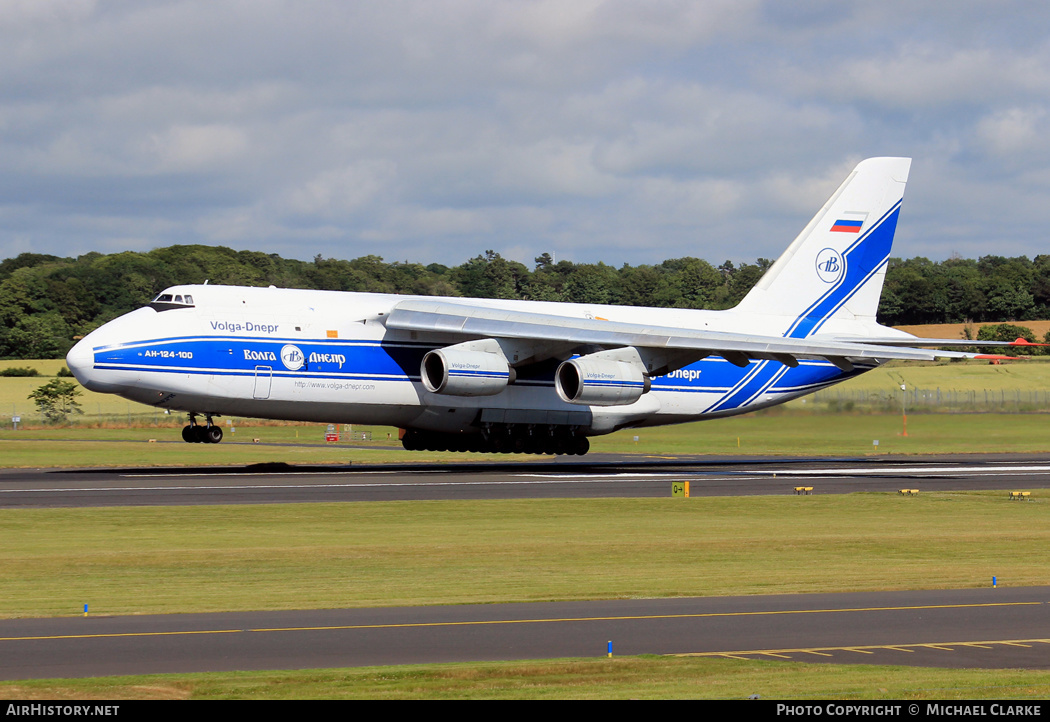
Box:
<box><xmin>677</xmin><ymin>638</ymin><xmax>1050</xmax><ymax>660</ymax></box>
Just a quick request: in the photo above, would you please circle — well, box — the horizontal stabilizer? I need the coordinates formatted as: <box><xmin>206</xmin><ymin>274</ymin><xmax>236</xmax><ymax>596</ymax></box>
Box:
<box><xmin>828</xmin><ymin>337</ymin><xmax>1050</xmax><ymax>348</ymax></box>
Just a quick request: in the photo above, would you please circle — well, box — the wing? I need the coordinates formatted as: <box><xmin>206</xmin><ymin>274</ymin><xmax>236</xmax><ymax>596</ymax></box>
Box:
<box><xmin>383</xmin><ymin>298</ymin><xmax>985</xmax><ymax>373</ymax></box>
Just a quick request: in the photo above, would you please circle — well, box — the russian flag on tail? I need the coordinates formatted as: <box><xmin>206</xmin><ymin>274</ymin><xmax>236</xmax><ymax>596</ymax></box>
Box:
<box><xmin>830</xmin><ymin>212</ymin><xmax>867</xmax><ymax>234</ymax></box>
<box><xmin>830</xmin><ymin>219</ymin><xmax>863</xmax><ymax>233</ymax></box>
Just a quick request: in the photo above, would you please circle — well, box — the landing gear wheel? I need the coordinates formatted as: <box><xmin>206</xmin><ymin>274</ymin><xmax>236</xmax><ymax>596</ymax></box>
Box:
<box><xmin>572</xmin><ymin>436</ymin><xmax>590</xmax><ymax>456</ymax></box>
<box><xmin>192</xmin><ymin>425</ymin><xmax>208</xmax><ymax>443</ymax></box>
<box><xmin>206</xmin><ymin>426</ymin><xmax>223</xmax><ymax>444</ymax></box>
<box><xmin>182</xmin><ymin>425</ymin><xmax>195</xmax><ymax>443</ymax></box>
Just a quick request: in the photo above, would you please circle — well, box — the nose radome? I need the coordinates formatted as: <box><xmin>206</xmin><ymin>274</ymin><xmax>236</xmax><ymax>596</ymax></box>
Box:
<box><xmin>66</xmin><ymin>332</ymin><xmax>124</xmax><ymax>394</ymax></box>
<box><xmin>65</xmin><ymin>337</ymin><xmax>92</xmax><ymax>382</ymax></box>
<box><xmin>63</xmin><ymin>306</ymin><xmax>160</xmax><ymax>394</ymax></box>
<box><xmin>65</xmin><ymin>335</ymin><xmax>114</xmax><ymax>392</ymax></box>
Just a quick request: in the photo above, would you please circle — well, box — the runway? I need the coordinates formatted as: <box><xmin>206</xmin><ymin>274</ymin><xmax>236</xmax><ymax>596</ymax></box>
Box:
<box><xmin>3</xmin><ymin>452</ymin><xmax>1049</xmax><ymax>680</ymax></box>
<box><xmin>3</xmin><ymin>452</ymin><xmax>1050</xmax><ymax>508</ymax></box>
<box><xmin>2</xmin><ymin>587</ymin><xmax>1049</xmax><ymax>680</ymax></box>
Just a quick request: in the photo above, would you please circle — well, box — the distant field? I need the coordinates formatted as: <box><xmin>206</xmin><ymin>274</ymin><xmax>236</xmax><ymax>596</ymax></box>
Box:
<box><xmin>896</xmin><ymin>319</ymin><xmax>1050</xmax><ymax>339</ymax></box>
<box><xmin>0</xmin><ymin>359</ymin><xmax>70</xmax><ymax>375</ymax></box>
<box><xmin>812</xmin><ymin>357</ymin><xmax>1050</xmax><ymax>393</ymax></box>
<box><xmin>0</xmin><ymin>359</ymin><xmax>154</xmax><ymax>426</ymax></box>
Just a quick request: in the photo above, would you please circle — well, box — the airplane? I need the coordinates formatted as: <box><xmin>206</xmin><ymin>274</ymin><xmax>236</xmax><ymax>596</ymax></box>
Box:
<box><xmin>65</xmin><ymin>157</ymin><xmax>1013</xmax><ymax>455</ymax></box>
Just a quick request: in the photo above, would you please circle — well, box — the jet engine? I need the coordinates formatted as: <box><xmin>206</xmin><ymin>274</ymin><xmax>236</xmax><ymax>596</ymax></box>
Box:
<box><xmin>421</xmin><ymin>347</ymin><xmax>513</xmax><ymax>396</ymax></box>
<box><xmin>555</xmin><ymin>352</ymin><xmax>650</xmax><ymax>406</ymax></box>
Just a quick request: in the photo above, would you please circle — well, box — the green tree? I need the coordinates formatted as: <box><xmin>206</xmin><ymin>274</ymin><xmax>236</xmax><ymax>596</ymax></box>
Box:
<box><xmin>563</xmin><ymin>263</ymin><xmax>620</xmax><ymax>304</ymax></box>
<box><xmin>659</xmin><ymin>257</ymin><xmax>725</xmax><ymax>309</ymax></box>
<box><xmin>977</xmin><ymin>323</ymin><xmax>1042</xmax><ymax>355</ymax></box>
<box><xmin>452</xmin><ymin>251</ymin><xmax>528</xmax><ymax>300</ymax></box>
<box><xmin>524</xmin><ymin>257</ymin><xmax>572</xmax><ymax>301</ymax></box>
<box><xmin>28</xmin><ymin>379</ymin><xmax>84</xmax><ymax>423</ymax></box>
<box><xmin>618</xmin><ymin>264</ymin><xmax>662</xmax><ymax>307</ymax></box>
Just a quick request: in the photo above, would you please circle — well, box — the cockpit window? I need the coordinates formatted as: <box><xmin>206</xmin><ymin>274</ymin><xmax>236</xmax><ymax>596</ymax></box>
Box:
<box><xmin>150</xmin><ymin>291</ymin><xmax>196</xmax><ymax>312</ymax></box>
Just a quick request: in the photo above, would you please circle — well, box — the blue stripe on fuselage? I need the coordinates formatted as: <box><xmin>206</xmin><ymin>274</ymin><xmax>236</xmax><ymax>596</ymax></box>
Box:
<box><xmin>651</xmin><ymin>357</ymin><xmax>855</xmax><ymax>410</ymax></box>
<box><xmin>704</xmin><ymin>360</ymin><xmax>788</xmax><ymax>413</ymax></box>
<box><xmin>93</xmin><ymin>335</ymin><xmax>429</xmax><ymax>380</ymax></box>
<box><xmin>94</xmin><ymin>336</ymin><xmax>860</xmax><ymax>414</ymax></box>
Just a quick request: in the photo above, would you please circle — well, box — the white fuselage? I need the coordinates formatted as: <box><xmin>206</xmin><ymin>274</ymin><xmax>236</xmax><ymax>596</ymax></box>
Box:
<box><xmin>66</xmin><ymin>284</ymin><xmax>867</xmax><ymax>436</ymax></box>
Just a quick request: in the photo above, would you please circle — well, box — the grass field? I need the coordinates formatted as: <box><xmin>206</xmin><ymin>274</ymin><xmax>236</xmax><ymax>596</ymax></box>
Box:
<box><xmin>5</xmin><ymin>657</ymin><xmax>1050</xmax><ymax>700</ymax></box>
<box><xmin>3</xmin><ymin>493</ymin><xmax>1045</xmax><ymax>618</ymax></box>
<box><xmin>821</xmin><ymin>358</ymin><xmax>1050</xmax><ymax>393</ymax></box>
<box><xmin>0</xmin><ymin>413</ymin><xmax>1047</xmax><ymax>467</ymax></box>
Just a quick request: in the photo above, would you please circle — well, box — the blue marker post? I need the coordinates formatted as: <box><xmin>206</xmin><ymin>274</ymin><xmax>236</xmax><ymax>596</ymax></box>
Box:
<box><xmin>607</xmin><ymin>640</ymin><xmax>613</xmax><ymax>658</ymax></box>
<box><xmin>993</xmin><ymin>576</ymin><xmax>997</xmax><ymax>588</ymax></box>
<box><xmin>83</xmin><ymin>603</ymin><xmax>88</xmax><ymax>617</ymax></box>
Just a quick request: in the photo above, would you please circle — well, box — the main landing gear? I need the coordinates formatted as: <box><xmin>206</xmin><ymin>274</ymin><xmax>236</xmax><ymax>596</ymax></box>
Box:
<box><xmin>182</xmin><ymin>413</ymin><xmax>223</xmax><ymax>444</ymax></box>
<box><xmin>401</xmin><ymin>424</ymin><xmax>590</xmax><ymax>455</ymax></box>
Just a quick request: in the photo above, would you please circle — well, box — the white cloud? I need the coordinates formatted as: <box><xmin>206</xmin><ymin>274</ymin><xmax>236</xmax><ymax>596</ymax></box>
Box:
<box><xmin>285</xmin><ymin>160</ymin><xmax>398</xmax><ymax>218</ymax></box>
<box><xmin>790</xmin><ymin>47</ymin><xmax>1050</xmax><ymax>110</ymax></box>
<box><xmin>2</xmin><ymin>1</ymin><xmax>1050</xmax><ymax>267</ymax></box>
<box><xmin>141</xmin><ymin>124</ymin><xmax>250</xmax><ymax>172</ymax></box>
<box><xmin>975</xmin><ymin>108</ymin><xmax>1050</xmax><ymax>159</ymax></box>
<box><xmin>0</xmin><ymin>0</ymin><xmax>97</xmax><ymax>28</ymax></box>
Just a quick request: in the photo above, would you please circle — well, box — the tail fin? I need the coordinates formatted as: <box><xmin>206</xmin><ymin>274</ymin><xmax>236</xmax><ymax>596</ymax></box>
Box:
<box><xmin>734</xmin><ymin>157</ymin><xmax>911</xmax><ymax>338</ymax></box>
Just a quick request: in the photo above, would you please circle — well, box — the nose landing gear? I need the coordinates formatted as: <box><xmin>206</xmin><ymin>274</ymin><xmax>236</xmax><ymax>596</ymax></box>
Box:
<box><xmin>182</xmin><ymin>413</ymin><xmax>223</xmax><ymax>443</ymax></box>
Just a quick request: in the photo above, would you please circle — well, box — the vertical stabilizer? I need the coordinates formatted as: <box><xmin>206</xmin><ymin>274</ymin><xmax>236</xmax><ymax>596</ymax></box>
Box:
<box><xmin>734</xmin><ymin>157</ymin><xmax>911</xmax><ymax>338</ymax></box>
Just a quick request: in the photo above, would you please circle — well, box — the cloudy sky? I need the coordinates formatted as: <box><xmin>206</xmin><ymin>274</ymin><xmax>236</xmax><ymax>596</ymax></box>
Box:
<box><xmin>2</xmin><ymin>0</ymin><xmax>1050</xmax><ymax>268</ymax></box>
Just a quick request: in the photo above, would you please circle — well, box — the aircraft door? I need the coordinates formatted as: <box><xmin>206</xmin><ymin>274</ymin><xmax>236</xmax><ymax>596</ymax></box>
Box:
<box><xmin>253</xmin><ymin>366</ymin><xmax>272</xmax><ymax>399</ymax></box>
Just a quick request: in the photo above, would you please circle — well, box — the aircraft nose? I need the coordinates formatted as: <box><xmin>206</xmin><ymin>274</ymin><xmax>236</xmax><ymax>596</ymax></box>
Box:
<box><xmin>66</xmin><ymin>331</ymin><xmax>128</xmax><ymax>393</ymax></box>
<box><xmin>65</xmin><ymin>337</ymin><xmax>95</xmax><ymax>387</ymax></box>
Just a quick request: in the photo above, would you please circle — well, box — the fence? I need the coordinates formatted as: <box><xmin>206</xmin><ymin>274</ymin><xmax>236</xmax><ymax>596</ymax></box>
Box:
<box><xmin>8</xmin><ymin>390</ymin><xmax>1050</xmax><ymax>428</ymax></box>
<box><xmin>806</xmin><ymin>388</ymin><xmax>1050</xmax><ymax>413</ymax></box>
<box><xmin>6</xmin><ymin>403</ymin><xmax>177</xmax><ymax>428</ymax></box>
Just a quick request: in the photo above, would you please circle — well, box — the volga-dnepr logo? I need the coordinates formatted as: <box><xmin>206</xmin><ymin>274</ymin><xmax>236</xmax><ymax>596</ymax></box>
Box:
<box><xmin>815</xmin><ymin>248</ymin><xmax>844</xmax><ymax>284</ymax></box>
<box><xmin>281</xmin><ymin>344</ymin><xmax>305</xmax><ymax>371</ymax></box>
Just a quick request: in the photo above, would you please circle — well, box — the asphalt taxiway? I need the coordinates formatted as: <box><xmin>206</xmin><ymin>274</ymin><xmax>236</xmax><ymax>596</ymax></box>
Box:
<box><xmin>2</xmin><ymin>587</ymin><xmax>1049</xmax><ymax>680</ymax></box>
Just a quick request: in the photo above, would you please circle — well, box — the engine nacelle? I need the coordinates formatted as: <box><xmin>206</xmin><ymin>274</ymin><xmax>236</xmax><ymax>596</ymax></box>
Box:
<box><xmin>421</xmin><ymin>348</ymin><xmax>512</xmax><ymax>397</ymax></box>
<box><xmin>555</xmin><ymin>355</ymin><xmax>650</xmax><ymax>406</ymax></box>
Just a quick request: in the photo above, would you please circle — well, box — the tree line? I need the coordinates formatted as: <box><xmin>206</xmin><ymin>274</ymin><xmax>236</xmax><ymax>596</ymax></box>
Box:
<box><xmin>1</xmin><ymin>245</ymin><xmax>1048</xmax><ymax>359</ymax></box>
